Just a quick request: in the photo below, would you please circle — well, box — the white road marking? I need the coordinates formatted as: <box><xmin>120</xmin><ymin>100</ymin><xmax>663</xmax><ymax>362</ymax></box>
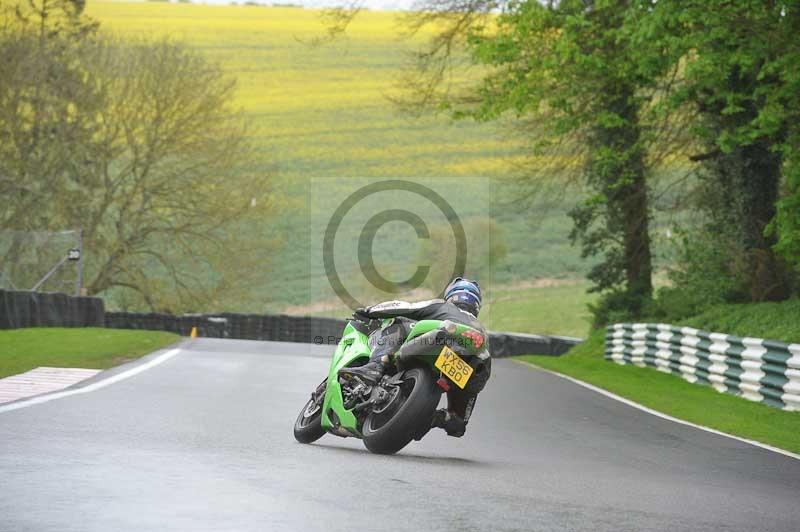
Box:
<box><xmin>0</xmin><ymin>348</ymin><xmax>182</xmax><ymax>415</ymax></box>
<box><xmin>515</xmin><ymin>359</ymin><xmax>800</xmax><ymax>461</ymax></box>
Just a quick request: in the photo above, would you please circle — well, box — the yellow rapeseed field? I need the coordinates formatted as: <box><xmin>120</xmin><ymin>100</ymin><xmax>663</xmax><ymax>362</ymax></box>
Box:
<box><xmin>85</xmin><ymin>2</ymin><xmax>595</xmax><ymax>336</ymax></box>
<box><xmin>87</xmin><ymin>1</ymin><xmax>522</xmax><ymax>180</ymax></box>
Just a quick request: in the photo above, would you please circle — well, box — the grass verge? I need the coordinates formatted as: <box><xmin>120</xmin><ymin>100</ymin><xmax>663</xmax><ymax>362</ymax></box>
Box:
<box><xmin>679</xmin><ymin>299</ymin><xmax>800</xmax><ymax>344</ymax></box>
<box><xmin>0</xmin><ymin>328</ymin><xmax>179</xmax><ymax>379</ymax></box>
<box><xmin>518</xmin><ymin>329</ymin><xmax>800</xmax><ymax>454</ymax></box>
<box><xmin>481</xmin><ymin>281</ymin><xmax>594</xmax><ymax>338</ymax></box>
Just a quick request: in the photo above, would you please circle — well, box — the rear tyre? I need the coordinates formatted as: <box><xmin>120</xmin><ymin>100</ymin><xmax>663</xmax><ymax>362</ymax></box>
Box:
<box><xmin>293</xmin><ymin>382</ymin><xmax>326</xmax><ymax>444</ymax></box>
<box><xmin>362</xmin><ymin>367</ymin><xmax>440</xmax><ymax>455</ymax></box>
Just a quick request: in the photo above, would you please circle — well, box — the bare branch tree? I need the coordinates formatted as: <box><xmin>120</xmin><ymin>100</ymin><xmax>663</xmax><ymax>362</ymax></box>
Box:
<box><xmin>0</xmin><ymin>6</ymin><xmax>278</xmax><ymax>312</ymax></box>
<box><xmin>77</xmin><ymin>37</ymin><xmax>275</xmax><ymax>311</ymax></box>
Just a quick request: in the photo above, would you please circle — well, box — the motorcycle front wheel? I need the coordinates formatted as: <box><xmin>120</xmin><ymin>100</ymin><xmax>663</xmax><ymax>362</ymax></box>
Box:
<box><xmin>293</xmin><ymin>381</ymin><xmax>326</xmax><ymax>444</ymax></box>
<box><xmin>362</xmin><ymin>366</ymin><xmax>440</xmax><ymax>455</ymax></box>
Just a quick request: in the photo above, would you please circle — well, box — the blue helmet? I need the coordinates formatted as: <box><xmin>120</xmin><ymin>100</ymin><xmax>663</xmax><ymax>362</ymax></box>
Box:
<box><xmin>444</xmin><ymin>277</ymin><xmax>482</xmax><ymax>316</ymax></box>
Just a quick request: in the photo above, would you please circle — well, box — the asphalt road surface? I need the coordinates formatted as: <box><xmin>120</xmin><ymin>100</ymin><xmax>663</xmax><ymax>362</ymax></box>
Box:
<box><xmin>1</xmin><ymin>338</ymin><xmax>799</xmax><ymax>532</ymax></box>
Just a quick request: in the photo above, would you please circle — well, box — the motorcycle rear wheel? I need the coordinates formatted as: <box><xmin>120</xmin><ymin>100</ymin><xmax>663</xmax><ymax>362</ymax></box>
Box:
<box><xmin>362</xmin><ymin>367</ymin><xmax>440</xmax><ymax>455</ymax></box>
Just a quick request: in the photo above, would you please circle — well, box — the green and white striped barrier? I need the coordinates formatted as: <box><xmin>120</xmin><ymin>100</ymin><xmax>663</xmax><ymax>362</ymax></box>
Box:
<box><xmin>605</xmin><ymin>323</ymin><xmax>800</xmax><ymax>411</ymax></box>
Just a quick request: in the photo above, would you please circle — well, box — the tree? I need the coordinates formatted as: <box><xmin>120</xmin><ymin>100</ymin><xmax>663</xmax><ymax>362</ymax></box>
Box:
<box><xmin>0</xmin><ymin>3</ymin><xmax>276</xmax><ymax>311</ymax></box>
<box><xmin>763</xmin><ymin>4</ymin><xmax>800</xmax><ymax>274</ymax></box>
<box><xmin>635</xmin><ymin>0</ymin><xmax>797</xmax><ymax>301</ymax></box>
<box><xmin>0</xmin><ymin>0</ymin><xmax>98</xmax><ymax>279</ymax></box>
<box><xmin>0</xmin><ymin>0</ymin><xmax>97</xmax><ymax>232</ymax></box>
<box><xmin>77</xmin><ymin>37</ymin><xmax>275</xmax><ymax>311</ymax></box>
<box><xmin>461</xmin><ymin>1</ymin><xmax>656</xmax><ymax>323</ymax></box>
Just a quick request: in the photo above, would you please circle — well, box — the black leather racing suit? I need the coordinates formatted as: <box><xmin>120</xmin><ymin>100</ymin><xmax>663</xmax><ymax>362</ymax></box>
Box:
<box><xmin>355</xmin><ymin>299</ymin><xmax>492</xmax><ymax>429</ymax></box>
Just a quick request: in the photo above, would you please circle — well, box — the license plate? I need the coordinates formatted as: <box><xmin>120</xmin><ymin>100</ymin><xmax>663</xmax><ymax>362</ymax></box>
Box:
<box><xmin>434</xmin><ymin>346</ymin><xmax>473</xmax><ymax>389</ymax></box>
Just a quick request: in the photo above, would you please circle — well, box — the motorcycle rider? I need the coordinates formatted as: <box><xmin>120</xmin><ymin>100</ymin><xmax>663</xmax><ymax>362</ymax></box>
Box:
<box><xmin>338</xmin><ymin>277</ymin><xmax>491</xmax><ymax>437</ymax></box>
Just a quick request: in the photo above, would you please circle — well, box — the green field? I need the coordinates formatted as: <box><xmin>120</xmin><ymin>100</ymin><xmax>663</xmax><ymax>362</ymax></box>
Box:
<box><xmin>480</xmin><ymin>281</ymin><xmax>594</xmax><ymax>337</ymax></box>
<box><xmin>311</xmin><ymin>279</ymin><xmax>594</xmax><ymax>338</ymax></box>
<box><xmin>82</xmin><ymin>3</ymin><xmax>691</xmax><ymax>337</ymax></box>
<box><xmin>0</xmin><ymin>328</ymin><xmax>179</xmax><ymax>379</ymax></box>
<box><xmin>84</xmin><ymin>2</ymin><xmax>597</xmax><ymax>332</ymax></box>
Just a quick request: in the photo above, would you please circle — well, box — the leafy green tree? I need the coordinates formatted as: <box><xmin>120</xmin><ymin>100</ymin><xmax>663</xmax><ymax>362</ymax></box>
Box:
<box><xmin>461</xmin><ymin>0</ymin><xmax>655</xmax><ymax>323</ymax></box>
<box><xmin>765</xmin><ymin>5</ymin><xmax>800</xmax><ymax>272</ymax></box>
<box><xmin>634</xmin><ymin>0</ymin><xmax>797</xmax><ymax>301</ymax></box>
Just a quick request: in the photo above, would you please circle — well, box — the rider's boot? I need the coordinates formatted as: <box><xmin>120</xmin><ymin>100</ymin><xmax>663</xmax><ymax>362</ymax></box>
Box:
<box><xmin>431</xmin><ymin>408</ymin><xmax>466</xmax><ymax>437</ymax></box>
<box><xmin>338</xmin><ymin>359</ymin><xmax>387</xmax><ymax>385</ymax></box>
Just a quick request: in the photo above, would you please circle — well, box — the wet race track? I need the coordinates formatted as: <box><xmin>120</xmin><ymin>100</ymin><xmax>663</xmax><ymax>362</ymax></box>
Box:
<box><xmin>1</xmin><ymin>338</ymin><xmax>799</xmax><ymax>532</ymax></box>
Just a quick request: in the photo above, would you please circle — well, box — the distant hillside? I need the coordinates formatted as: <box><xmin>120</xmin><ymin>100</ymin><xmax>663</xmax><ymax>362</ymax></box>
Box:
<box><xmin>87</xmin><ymin>2</ymin><xmax>597</xmax><ymax>315</ymax></box>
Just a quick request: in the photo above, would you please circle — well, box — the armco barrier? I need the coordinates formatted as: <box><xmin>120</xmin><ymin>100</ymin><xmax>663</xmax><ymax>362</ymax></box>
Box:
<box><xmin>104</xmin><ymin>312</ymin><xmax>346</xmax><ymax>344</ymax></box>
<box><xmin>606</xmin><ymin>323</ymin><xmax>800</xmax><ymax>411</ymax></box>
<box><xmin>0</xmin><ymin>289</ymin><xmax>104</xmax><ymax>329</ymax></box>
<box><xmin>0</xmin><ymin>288</ymin><xmax>583</xmax><ymax>357</ymax></box>
<box><xmin>488</xmin><ymin>331</ymin><xmax>581</xmax><ymax>357</ymax></box>
<box><xmin>105</xmin><ymin>311</ymin><xmax>582</xmax><ymax>358</ymax></box>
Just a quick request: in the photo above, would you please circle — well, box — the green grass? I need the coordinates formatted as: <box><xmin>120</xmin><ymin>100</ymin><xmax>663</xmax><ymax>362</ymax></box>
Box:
<box><xmin>481</xmin><ymin>281</ymin><xmax>594</xmax><ymax>338</ymax></box>
<box><xmin>519</xmin><ymin>329</ymin><xmax>800</xmax><ymax>453</ymax></box>
<box><xmin>305</xmin><ymin>280</ymin><xmax>594</xmax><ymax>337</ymax></box>
<box><xmin>679</xmin><ymin>298</ymin><xmax>800</xmax><ymax>343</ymax></box>
<box><xmin>0</xmin><ymin>328</ymin><xmax>179</xmax><ymax>379</ymax></box>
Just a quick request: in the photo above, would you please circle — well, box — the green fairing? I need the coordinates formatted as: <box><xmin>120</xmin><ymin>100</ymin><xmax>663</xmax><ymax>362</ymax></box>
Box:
<box><xmin>404</xmin><ymin>319</ymin><xmax>443</xmax><ymax>339</ymax></box>
<box><xmin>321</xmin><ymin>321</ymin><xmax>370</xmax><ymax>433</ymax></box>
<box><xmin>320</xmin><ymin>319</ymin><xmax>484</xmax><ymax>437</ymax></box>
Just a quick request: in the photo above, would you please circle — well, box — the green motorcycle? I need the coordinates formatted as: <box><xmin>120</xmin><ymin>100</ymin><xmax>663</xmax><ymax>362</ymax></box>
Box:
<box><xmin>293</xmin><ymin>315</ymin><xmax>490</xmax><ymax>454</ymax></box>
